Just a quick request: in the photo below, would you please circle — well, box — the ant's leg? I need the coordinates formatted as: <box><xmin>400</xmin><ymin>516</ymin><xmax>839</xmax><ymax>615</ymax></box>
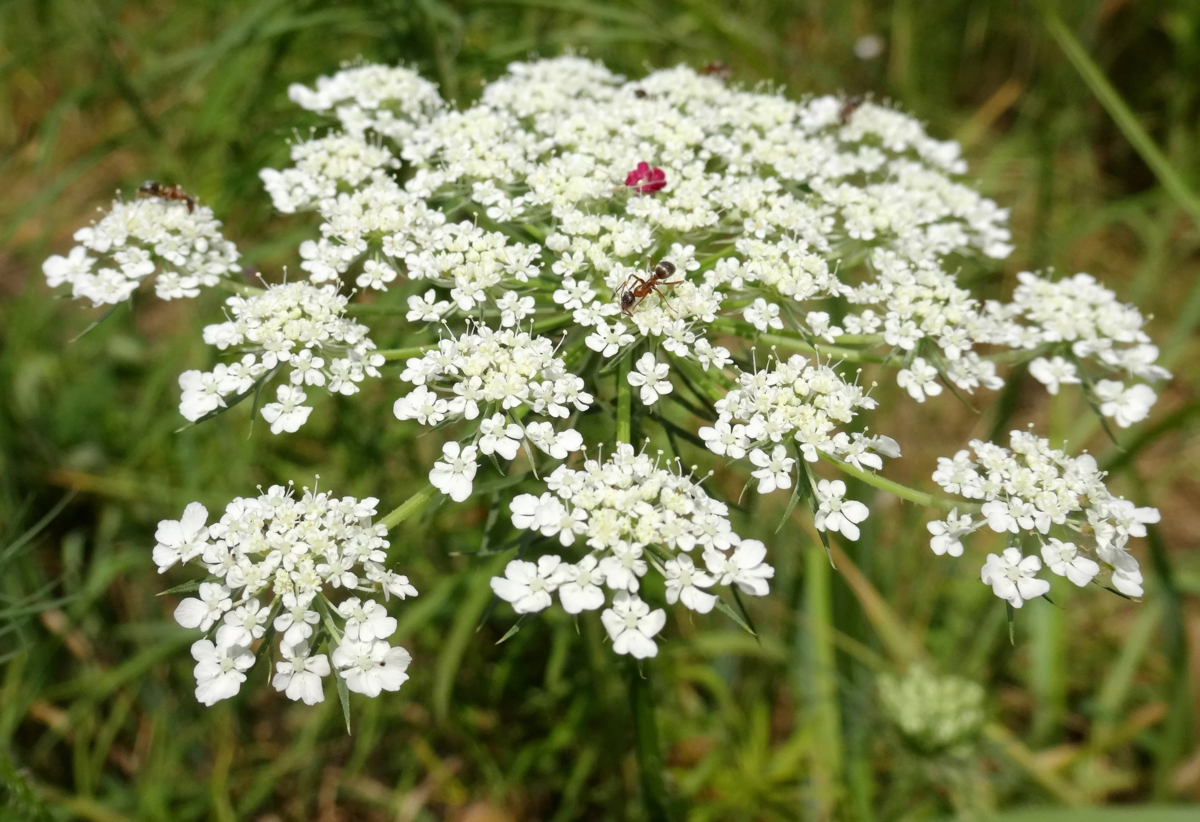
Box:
<box><xmin>617</xmin><ymin>273</ymin><xmax>649</xmax><ymax>295</ymax></box>
<box><xmin>651</xmin><ymin>285</ymin><xmax>679</xmax><ymax>317</ymax></box>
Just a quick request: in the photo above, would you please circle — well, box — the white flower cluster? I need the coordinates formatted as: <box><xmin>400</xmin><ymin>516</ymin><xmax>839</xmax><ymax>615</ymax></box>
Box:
<box><xmin>259</xmin><ymin>57</ymin><xmax>1022</xmax><ymax>388</ymax></box>
<box><xmin>1012</xmin><ymin>272</ymin><xmax>1170</xmax><ymax>427</ymax></box>
<box><xmin>287</xmin><ymin>61</ymin><xmax>445</xmax><ymax>141</ymax></box>
<box><xmin>42</xmin><ymin>197</ymin><xmax>240</xmax><ymax>306</ymax></box>
<box><xmin>154</xmin><ymin>485</ymin><xmax>418</xmax><ymax>706</ymax></box>
<box><xmin>928</xmin><ymin>431</ymin><xmax>1159</xmax><ymax>606</ymax></box>
<box><xmin>40</xmin><ymin>55</ymin><xmax>1170</xmax><ymax>687</ymax></box>
<box><xmin>701</xmin><ymin>352</ymin><xmax>898</xmax><ymax>502</ymax></box>
<box><xmin>850</xmin><ymin>249</ymin><xmax>1011</xmax><ymax>398</ymax></box>
<box><xmin>490</xmin><ymin>443</ymin><xmax>774</xmax><ymax>658</ymax></box>
<box><xmin>394</xmin><ymin>323</ymin><xmax>590</xmax><ymax>498</ymax></box>
<box><xmin>260</xmin><ymin>134</ymin><xmax>400</xmax><ymax>215</ymax></box>
<box><xmin>180</xmin><ymin>281</ymin><xmax>384</xmax><ymax>432</ymax></box>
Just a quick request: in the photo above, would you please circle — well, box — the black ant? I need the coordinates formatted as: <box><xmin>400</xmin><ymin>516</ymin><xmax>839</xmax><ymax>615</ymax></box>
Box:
<box><xmin>616</xmin><ymin>259</ymin><xmax>680</xmax><ymax>316</ymax></box>
<box><xmin>137</xmin><ymin>180</ymin><xmax>195</xmax><ymax>213</ymax></box>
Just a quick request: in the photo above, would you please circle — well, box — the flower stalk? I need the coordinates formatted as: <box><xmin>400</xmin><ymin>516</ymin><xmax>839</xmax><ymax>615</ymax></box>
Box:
<box><xmin>616</xmin><ymin>354</ymin><xmax>632</xmax><ymax>446</ymax></box>
<box><xmin>380</xmin><ymin>483</ymin><xmax>436</xmax><ymax>530</ymax></box>
<box><xmin>822</xmin><ymin>454</ymin><xmax>975</xmax><ymax>512</ymax></box>
<box><xmin>627</xmin><ymin>661</ymin><xmax>675</xmax><ymax>822</ymax></box>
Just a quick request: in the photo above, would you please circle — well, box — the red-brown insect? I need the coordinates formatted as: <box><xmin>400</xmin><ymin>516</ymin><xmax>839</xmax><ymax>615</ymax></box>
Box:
<box><xmin>138</xmin><ymin>180</ymin><xmax>195</xmax><ymax>213</ymax></box>
<box><xmin>617</xmin><ymin>259</ymin><xmax>680</xmax><ymax>316</ymax></box>
<box><xmin>839</xmin><ymin>95</ymin><xmax>865</xmax><ymax>125</ymax></box>
<box><xmin>701</xmin><ymin>61</ymin><xmax>732</xmax><ymax>81</ymax></box>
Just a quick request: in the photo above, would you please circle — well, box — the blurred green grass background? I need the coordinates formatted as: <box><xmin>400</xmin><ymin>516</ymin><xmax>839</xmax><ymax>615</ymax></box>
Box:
<box><xmin>2</xmin><ymin>0</ymin><xmax>1199</xmax><ymax>820</ymax></box>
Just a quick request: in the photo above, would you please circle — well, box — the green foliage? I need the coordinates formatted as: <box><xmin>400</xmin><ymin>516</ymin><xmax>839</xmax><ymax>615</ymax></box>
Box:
<box><xmin>2</xmin><ymin>0</ymin><xmax>1199</xmax><ymax>819</ymax></box>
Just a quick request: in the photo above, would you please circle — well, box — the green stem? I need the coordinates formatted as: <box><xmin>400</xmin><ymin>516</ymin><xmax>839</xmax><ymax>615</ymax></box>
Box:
<box><xmin>819</xmin><ymin>454</ymin><xmax>977</xmax><ymax>512</ymax></box>
<box><xmin>1043</xmin><ymin>11</ymin><xmax>1200</xmax><ymax>226</ymax></box>
<box><xmin>615</xmin><ymin>358</ymin><xmax>671</xmax><ymax>818</ymax></box>
<box><xmin>616</xmin><ymin>355</ymin><xmax>632</xmax><ymax>445</ymax></box>
<box><xmin>709</xmin><ymin>318</ymin><xmax>887</xmax><ymax>364</ymax></box>
<box><xmin>804</xmin><ymin>540</ymin><xmax>844</xmax><ymax>818</ymax></box>
<box><xmin>217</xmin><ymin>279</ymin><xmax>265</xmax><ymax>297</ymax></box>
<box><xmin>984</xmin><ymin>343</ymin><xmax>1054</xmax><ymax>365</ymax></box>
<box><xmin>627</xmin><ymin>662</ymin><xmax>674</xmax><ymax>822</ymax></box>
<box><xmin>346</xmin><ymin>303</ymin><xmax>409</xmax><ymax>316</ymax></box>
<box><xmin>832</xmin><ymin>333</ymin><xmax>886</xmax><ymax>346</ymax></box>
<box><xmin>379</xmin><ymin>483</ymin><xmax>436</xmax><ymax>530</ymax></box>
<box><xmin>670</xmin><ymin>355</ymin><xmax>732</xmax><ymax>403</ymax></box>
<box><xmin>377</xmin><ymin>345</ymin><xmax>432</xmax><ymax>362</ymax></box>
<box><xmin>532</xmin><ymin>314</ymin><xmax>575</xmax><ymax>335</ymax></box>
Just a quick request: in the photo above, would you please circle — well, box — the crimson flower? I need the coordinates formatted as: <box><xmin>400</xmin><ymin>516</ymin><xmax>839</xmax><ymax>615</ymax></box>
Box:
<box><xmin>624</xmin><ymin>162</ymin><xmax>666</xmax><ymax>195</ymax></box>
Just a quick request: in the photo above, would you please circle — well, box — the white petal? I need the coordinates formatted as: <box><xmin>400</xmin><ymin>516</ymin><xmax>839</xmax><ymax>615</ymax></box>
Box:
<box><xmin>174</xmin><ymin>598</ymin><xmax>209</xmax><ymax>629</ymax></box>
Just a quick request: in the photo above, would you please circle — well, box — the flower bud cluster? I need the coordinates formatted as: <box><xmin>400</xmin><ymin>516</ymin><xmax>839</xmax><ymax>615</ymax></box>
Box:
<box><xmin>42</xmin><ymin>197</ymin><xmax>240</xmax><ymax>306</ymax></box>
<box><xmin>180</xmin><ymin>281</ymin><xmax>384</xmax><ymax>432</ymax></box>
<box><xmin>491</xmin><ymin>443</ymin><xmax>774</xmax><ymax>658</ymax></box>
<box><xmin>928</xmin><ymin>431</ymin><xmax>1159</xmax><ymax>605</ymax></box>
<box><xmin>154</xmin><ymin>485</ymin><xmax>417</xmax><ymax>706</ymax></box>
<box><xmin>878</xmin><ymin>665</ymin><xmax>986</xmax><ymax>754</ymax></box>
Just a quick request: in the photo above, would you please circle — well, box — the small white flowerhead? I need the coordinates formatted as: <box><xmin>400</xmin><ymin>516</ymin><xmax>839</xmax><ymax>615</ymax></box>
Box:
<box><xmin>333</xmin><ymin>639</ymin><xmax>411</xmax><ymax>697</ymax></box>
<box><xmin>261</xmin><ymin>385</ymin><xmax>313</xmax><ymax>434</ymax></box>
<box><xmin>897</xmin><ymin>358</ymin><xmax>942</xmax><ymax>402</ymax></box>
<box><xmin>153</xmin><ymin>502</ymin><xmax>210</xmax><ymax>572</ymax></box>
<box><xmin>813</xmin><ymin>479</ymin><xmax>870</xmax><ymax>541</ymax></box>
<box><xmin>273</xmin><ymin>642</ymin><xmax>331</xmax><ymax>705</ymax></box>
<box><xmin>1040</xmin><ymin>539</ymin><xmax>1099</xmax><ymax>587</ymax></box>
<box><xmin>1094</xmin><ymin>380</ymin><xmax>1156</xmax><ymax>428</ymax></box>
<box><xmin>191</xmin><ymin>637</ymin><xmax>253</xmax><ymax>706</ymax></box>
<box><xmin>429</xmin><ymin>441</ymin><xmax>478</xmax><ymax>502</ymax></box>
<box><xmin>491</xmin><ymin>556</ymin><xmax>564</xmax><ymax>614</ymax></box>
<box><xmin>1028</xmin><ymin>356</ymin><xmax>1079</xmax><ymax>396</ymax></box>
<box><xmin>980</xmin><ymin>547</ymin><xmax>1049</xmax><ymax>608</ymax></box>
<box><xmin>601</xmin><ymin>592</ymin><xmax>666</xmax><ymax>659</ymax></box>
<box><xmin>627</xmin><ymin>352</ymin><xmax>672</xmax><ymax>405</ymax></box>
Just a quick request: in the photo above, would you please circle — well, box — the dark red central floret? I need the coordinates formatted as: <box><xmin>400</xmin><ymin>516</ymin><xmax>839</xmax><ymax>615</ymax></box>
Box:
<box><xmin>624</xmin><ymin>162</ymin><xmax>666</xmax><ymax>195</ymax></box>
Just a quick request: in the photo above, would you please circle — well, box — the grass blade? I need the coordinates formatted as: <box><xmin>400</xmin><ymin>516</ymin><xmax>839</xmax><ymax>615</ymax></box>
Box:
<box><xmin>1043</xmin><ymin>11</ymin><xmax>1200</xmax><ymax>226</ymax></box>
